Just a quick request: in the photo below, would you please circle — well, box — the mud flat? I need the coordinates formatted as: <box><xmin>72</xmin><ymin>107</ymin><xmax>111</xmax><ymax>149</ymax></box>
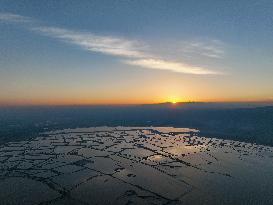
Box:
<box><xmin>0</xmin><ymin>127</ymin><xmax>272</xmax><ymax>205</ymax></box>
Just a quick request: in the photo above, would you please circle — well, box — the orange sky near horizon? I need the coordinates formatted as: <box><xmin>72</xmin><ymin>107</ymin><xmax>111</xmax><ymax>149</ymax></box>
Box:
<box><xmin>1</xmin><ymin>68</ymin><xmax>273</xmax><ymax>106</ymax></box>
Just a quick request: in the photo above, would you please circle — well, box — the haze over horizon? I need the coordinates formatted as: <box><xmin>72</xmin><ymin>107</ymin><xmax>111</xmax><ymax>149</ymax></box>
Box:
<box><xmin>1</xmin><ymin>1</ymin><xmax>273</xmax><ymax>105</ymax></box>
<box><xmin>1</xmin><ymin>100</ymin><xmax>273</xmax><ymax>107</ymax></box>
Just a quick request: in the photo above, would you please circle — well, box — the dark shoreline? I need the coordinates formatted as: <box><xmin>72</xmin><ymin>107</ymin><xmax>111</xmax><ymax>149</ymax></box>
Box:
<box><xmin>0</xmin><ymin>105</ymin><xmax>272</xmax><ymax>146</ymax></box>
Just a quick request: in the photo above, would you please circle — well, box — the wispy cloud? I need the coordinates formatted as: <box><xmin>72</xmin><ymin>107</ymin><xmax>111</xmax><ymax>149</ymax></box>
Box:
<box><xmin>32</xmin><ymin>27</ymin><xmax>148</xmax><ymax>58</ymax></box>
<box><xmin>124</xmin><ymin>58</ymin><xmax>220</xmax><ymax>75</ymax></box>
<box><xmin>0</xmin><ymin>12</ymin><xmax>224</xmax><ymax>75</ymax></box>
<box><xmin>0</xmin><ymin>13</ymin><xmax>33</xmax><ymax>23</ymax></box>
<box><xmin>181</xmin><ymin>39</ymin><xmax>225</xmax><ymax>59</ymax></box>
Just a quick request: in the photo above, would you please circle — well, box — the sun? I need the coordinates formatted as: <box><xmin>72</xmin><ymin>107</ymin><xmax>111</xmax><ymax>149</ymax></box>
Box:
<box><xmin>166</xmin><ymin>96</ymin><xmax>181</xmax><ymax>104</ymax></box>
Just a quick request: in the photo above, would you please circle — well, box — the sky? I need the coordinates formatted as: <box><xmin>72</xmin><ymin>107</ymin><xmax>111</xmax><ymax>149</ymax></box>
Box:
<box><xmin>0</xmin><ymin>0</ymin><xmax>273</xmax><ymax>105</ymax></box>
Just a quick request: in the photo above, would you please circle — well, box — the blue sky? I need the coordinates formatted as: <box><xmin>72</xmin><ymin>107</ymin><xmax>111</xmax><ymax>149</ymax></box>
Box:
<box><xmin>0</xmin><ymin>0</ymin><xmax>273</xmax><ymax>105</ymax></box>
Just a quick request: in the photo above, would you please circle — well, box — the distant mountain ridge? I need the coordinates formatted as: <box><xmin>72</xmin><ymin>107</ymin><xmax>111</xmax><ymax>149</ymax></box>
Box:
<box><xmin>141</xmin><ymin>102</ymin><xmax>273</xmax><ymax>109</ymax></box>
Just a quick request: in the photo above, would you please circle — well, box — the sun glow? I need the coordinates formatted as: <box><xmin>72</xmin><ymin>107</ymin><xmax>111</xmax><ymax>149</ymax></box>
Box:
<box><xmin>167</xmin><ymin>96</ymin><xmax>181</xmax><ymax>104</ymax></box>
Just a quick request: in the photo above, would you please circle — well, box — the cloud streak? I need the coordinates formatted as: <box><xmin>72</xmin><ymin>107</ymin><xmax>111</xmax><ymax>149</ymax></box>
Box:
<box><xmin>0</xmin><ymin>13</ymin><xmax>33</xmax><ymax>23</ymax></box>
<box><xmin>124</xmin><ymin>59</ymin><xmax>220</xmax><ymax>75</ymax></box>
<box><xmin>33</xmin><ymin>27</ymin><xmax>147</xmax><ymax>58</ymax></box>
<box><xmin>181</xmin><ymin>39</ymin><xmax>225</xmax><ymax>59</ymax></box>
<box><xmin>0</xmin><ymin>12</ymin><xmax>223</xmax><ymax>75</ymax></box>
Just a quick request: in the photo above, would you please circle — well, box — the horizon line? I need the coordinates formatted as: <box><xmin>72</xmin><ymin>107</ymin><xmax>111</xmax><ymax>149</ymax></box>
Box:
<box><xmin>1</xmin><ymin>100</ymin><xmax>273</xmax><ymax>107</ymax></box>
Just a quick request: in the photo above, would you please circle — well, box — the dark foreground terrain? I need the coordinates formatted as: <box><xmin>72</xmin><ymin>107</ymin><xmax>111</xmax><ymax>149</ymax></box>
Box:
<box><xmin>0</xmin><ymin>103</ymin><xmax>273</xmax><ymax>146</ymax></box>
<box><xmin>0</xmin><ymin>127</ymin><xmax>272</xmax><ymax>205</ymax></box>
